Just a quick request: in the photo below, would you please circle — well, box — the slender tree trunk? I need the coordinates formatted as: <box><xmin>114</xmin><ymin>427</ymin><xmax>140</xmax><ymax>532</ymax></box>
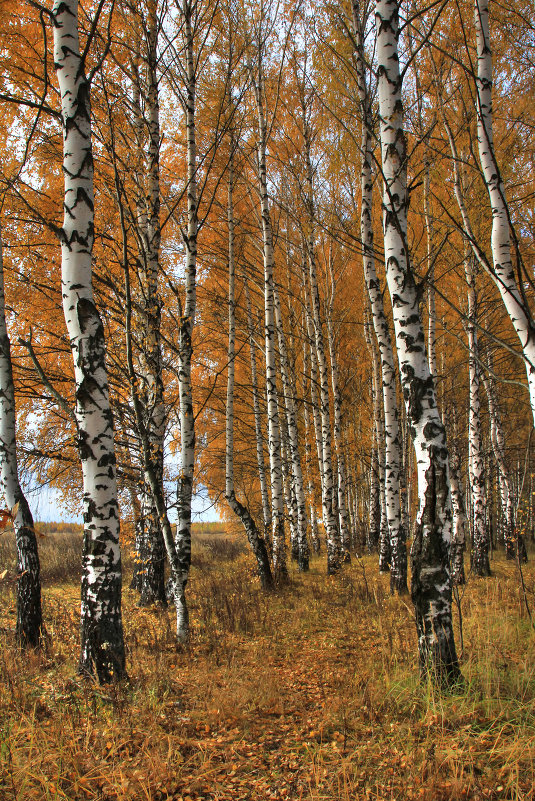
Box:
<box><xmin>449</xmin><ymin>450</ymin><xmax>467</xmax><ymax>586</ymax></box>
<box><xmin>244</xmin><ymin>281</ymin><xmax>271</xmax><ymax>543</ymax></box>
<box><xmin>175</xmin><ymin>0</ymin><xmax>198</xmax><ymax>639</ymax></box>
<box><xmin>465</xmin><ymin>256</ymin><xmax>490</xmax><ymax>576</ymax></box>
<box><xmin>482</xmin><ymin>357</ymin><xmax>527</xmax><ymax>562</ymax></box>
<box><xmin>302</xmin><ymin>340</ymin><xmax>320</xmax><ymax>553</ymax></box>
<box><xmin>352</xmin><ymin>0</ymin><xmax>406</xmax><ymax>590</ymax></box>
<box><xmin>366</xmin><ymin>331</ymin><xmax>381</xmax><ymax>554</ymax></box>
<box><xmin>253</xmin><ymin>63</ymin><xmax>287</xmax><ymax>583</ymax></box>
<box><xmin>325</xmin><ymin>263</ymin><xmax>351</xmax><ymax>564</ymax></box>
<box><xmin>137</xmin><ymin>0</ymin><xmax>167</xmax><ymax>607</ymax></box>
<box><xmin>274</xmin><ymin>286</ymin><xmax>309</xmax><ymax>571</ymax></box>
<box><xmin>53</xmin><ymin>0</ymin><xmax>125</xmax><ymax>681</ymax></box>
<box><xmin>306</xmin><ymin>254</ymin><xmax>340</xmax><ymax>574</ymax></box>
<box><xmin>0</xmin><ymin>229</ymin><xmax>43</xmax><ymax>647</ymax></box>
<box><xmin>376</xmin><ymin>0</ymin><xmax>460</xmax><ymax>683</ymax></box>
<box><xmin>225</xmin><ymin>158</ymin><xmax>274</xmax><ymax>589</ymax></box>
<box><xmin>474</xmin><ymin>0</ymin><xmax>535</xmax><ymax>426</ymax></box>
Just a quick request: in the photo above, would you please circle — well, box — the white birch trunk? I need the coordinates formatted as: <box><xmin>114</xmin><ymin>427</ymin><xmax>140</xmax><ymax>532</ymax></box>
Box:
<box><xmin>482</xmin><ymin>358</ymin><xmax>527</xmax><ymax>562</ymax></box>
<box><xmin>449</xmin><ymin>450</ymin><xmax>467</xmax><ymax>586</ymax></box>
<box><xmin>474</xmin><ymin>0</ymin><xmax>535</xmax><ymax>426</ymax></box>
<box><xmin>0</xmin><ymin>228</ymin><xmax>42</xmax><ymax>646</ymax></box>
<box><xmin>465</xmin><ymin>256</ymin><xmax>490</xmax><ymax>576</ymax></box>
<box><xmin>364</xmin><ymin>310</ymin><xmax>381</xmax><ymax>552</ymax></box>
<box><xmin>253</xmin><ymin>62</ymin><xmax>287</xmax><ymax>582</ymax></box>
<box><xmin>302</xmin><ymin>339</ymin><xmax>321</xmax><ymax>553</ymax></box>
<box><xmin>225</xmin><ymin>159</ymin><xmax>274</xmax><ymax>589</ymax></box>
<box><xmin>306</xmin><ymin>247</ymin><xmax>340</xmax><ymax>573</ymax></box>
<box><xmin>376</xmin><ymin>0</ymin><xmax>459</xmax><ymax>681</ymax></box>
<box><xmin>244</xmin><ymin>280</ymin><xmax>271</xmax><ymax>542</ymax></box>
<box><xmin>352</xmin><ymin>0</ymin><xmax>406</xmax><ymax>590</ymax></box>
<box><xmin>175</xmin><ymin>0</ymin><xmax>198</xmax><ymax>638</ymax></box>
<box><xmin>137</xmin><ymin>0</ymin><xmax>166</xmax><ymax>606</ymax></box>
<box><xmin>274</xmin><ymin>285</ymin><xmax>309</xmax><ymax>571</ymax></box>
<box><xmin>53</xmin><ymin>0</ymin><xmax>125</xmax><ymax>680</ymax></box>
<box><xmin>325</xmin><ymin>263</ymin><xmax>351</xmax><ymax>564</ymax></box>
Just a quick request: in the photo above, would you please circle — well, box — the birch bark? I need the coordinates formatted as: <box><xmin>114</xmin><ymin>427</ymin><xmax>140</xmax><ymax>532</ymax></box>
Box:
<box><xmin>474</xmin><ymin>0</ymin><xmax>535</xmax><ymax>426</ymax></box>
<box><xmin>482</xmin><ymin>359</ymin><xmax>527</xmax><ymax>562</ymax></box>
<box><xmin>137</xmin><ymin>0</ymin><xmax>166</xmax><ymax>606</ymax></box>
<box><xmin>464</xmin><ymin>256</ymin><xmax>490</xmax><ymax>576</ymax></box>
<box><xmin>225</xmin><ymin>159</ymin><xmax>274</xmax><ymax>589</ymax></box>
<box><xmin>305</xmin><ymin>237</ymin><xmax>340</xmax><ymax>572</ymax></box>
<box><xmin>252</xmin><ymin>61</ymin><xmax>287</xmax><ymax>582</ymax></box>
<box><xmin>244</xmin><ymin>280</ymin><xmax>271</xmax><ymax>542</ymax></box>
<box><xmin>325</xmin><ymin>262</ymin><xmax>351</xmax><ymax>563</ymax></box>
<box><xmin>175</xmin><ymin>0</ymin><xmax>198</xmax><ymax>638</ymax></box>
<box><xmin>53</xmin><ymin>0</ymin><xmax>125</xmax><ymax>680</ymax></box>
<box><xmin>376</xmin><ymin>0</ymin><xmax>459</xmax><ymax>681</ymax></box>
<box><xmin>352</xmin><ymin>0</ymin><xmax>406</xmax><ymax>590</ymax></box>
<box><xmin>274</xmin><ymin>285</ymin><xmax>309</xmax><ymax>571</ymax></box>
<box><xmin>0</xmin><ymin>229</ymin><xmax>42</xmax><ymax>646</ymax></box>
<box><xmin>302</xmin><ymin>340</ymin><xmax>321</xmax><ymax>553</ymax></box>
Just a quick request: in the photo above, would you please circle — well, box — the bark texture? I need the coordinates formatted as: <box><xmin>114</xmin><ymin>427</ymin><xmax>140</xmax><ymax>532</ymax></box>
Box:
<box><xmin>0</xmin><ymin>229</ymin><xmax>42</xmax><ymax>647</ymax></box>
<box><xmin>53</xmin><ymin>0</ymin><xmax>125</xmax><ymax>681</ymax></box>
<box><xmin>376</xmin><ymin>0</ymin><xmax>460</xmax><ymax>682</ymax></box>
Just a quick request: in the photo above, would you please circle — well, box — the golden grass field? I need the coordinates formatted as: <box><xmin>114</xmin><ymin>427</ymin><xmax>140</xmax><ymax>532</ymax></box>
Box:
<box><xmin>1</xmin><ymin>527</ymin><xmax>534</xmax><ymax>800</ymax></box>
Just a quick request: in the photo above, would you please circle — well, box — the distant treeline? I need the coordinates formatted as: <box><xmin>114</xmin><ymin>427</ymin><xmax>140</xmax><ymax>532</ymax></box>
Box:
<box><xmin>35</xmin><ymin>522</ymin><xmax>83</xmax><ymax>536</ymax></box>
<box><xmin>34</xmin><ymin>521</ymin><xmax>224</xmax><ymax>538</ymax></box>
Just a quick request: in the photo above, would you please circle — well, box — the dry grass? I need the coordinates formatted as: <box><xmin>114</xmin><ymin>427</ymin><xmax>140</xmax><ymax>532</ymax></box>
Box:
<box><xmin>1</xmin><ymin>531</ymin><xmax>534</xmax><ymax>800</ymax></box>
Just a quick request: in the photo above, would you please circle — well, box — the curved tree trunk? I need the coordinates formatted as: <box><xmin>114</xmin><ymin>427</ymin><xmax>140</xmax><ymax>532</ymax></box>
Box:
<box><xmin>0</xmin><ymin>228</ymin><xmax>43</xmax><ymax>647</ymax></box>
<box><xmin>474</xmin><ymin>0</ymin><xmax>535</xmax><ymax>426</ymax></box>
<box><xmin>376</xmin><ymin>0</ymin><xmax>460</xmax><ymax>683</ymax></box>
<box><xmin>53</xmin><ymin>0</ymin><xmax>125</xmax><ymax>681</ymax></box>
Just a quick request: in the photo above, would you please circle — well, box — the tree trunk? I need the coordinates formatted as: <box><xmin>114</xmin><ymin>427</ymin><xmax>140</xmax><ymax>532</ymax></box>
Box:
<box><xmin>274</xmin><ymin>285</ymin><xmax>309</xmax><ymax>571</ymax></box>
<box><xmin>175</xmin><ymin>0</ymin><xmax>198</xmax><ymax>638</ymax></box>
<box><xmin>325</xmin><ymin>260</ymin><xmax>351</xmax><ymax>564</ymax></box>
<box><xmin>225</xmin><ymin>157</ymin><xmax>274</xmax><ymax>590</ymax></box>
<box><xmin>0</xmin><ymin>228</ymin><xmax>43</xmax><ymax>647</ymax></box>
<box><xmin>465</xmin><ymin>256</ymin><xmax>490</xmax><ymax>576</ymax></box>
<box><xmin>376</xmin><ymin>0</ymin><xmax>460</xmax><ymax>683</ymax></box>
<box><xmin>352</xmin><ymin>0</ymin><xmax>406</xmax><ymax>590</ymax></box>
<box><xmin>482</xmin><ymin>357</ymin><xmax>527</xmax><ymax>562</ymax></box>
<box><xmin>253</xmin><ymin>61</ymin><xmax>287</xmax><ymax>583</ymax></box>
<box><xmin>136</xmin><ymin>0</ymin><xmax>167</xmax><ymax>607</ymax></box>
<box><xmin>53</xmin><ymin>0</ymin><xmax>125</xmax><ymax>681</ymax></box>
<box><xmin>474</xmin><ymin>0</ymin><xmax>535</xmax><ymax>426</ymax></box>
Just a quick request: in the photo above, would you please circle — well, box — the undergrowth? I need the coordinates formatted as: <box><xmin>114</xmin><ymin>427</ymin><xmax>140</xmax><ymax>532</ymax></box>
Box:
<box><xmin>0</xmin><ymin>531</ymin><xmax>534</xmax><ymax>800</ymax></box>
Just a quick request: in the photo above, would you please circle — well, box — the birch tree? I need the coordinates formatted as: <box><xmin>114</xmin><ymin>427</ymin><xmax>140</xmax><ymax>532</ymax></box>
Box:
<box><xmin>473</xmin><ymin>0</ymin><xmax>535</xmax><ymax>427</ymax></box>
<box><xmin>250</xmin><ymin>38</ymin><xmax>288</xmax><ymax>582</ymax></box>
<box><xmin>351</xmin><ymin>0</ymin><xmax>406</xmax><ymax>591</ymax></box>
<box><xmin>0</xmin><ymin>226</ymin><xmax>43</xmax><ymax>647</ymax></box>
<box><xmin>465</xmin><ymin>254</ymin><xmax>490</xmax><ymax>576</ymax></box>
<box><xmin>375</xmin><ymin>0</ymin><xmax>460</xmax><ymax>682</ymax></box>
<box><xmin>225</xmin><ymin>154</ymin><xmax>274</xmax><ymax>589</ymax></box>
<box><xmin>53</xmin><ymin>0</ymin><xmax>125</xmax><ymax>680</ymax></box>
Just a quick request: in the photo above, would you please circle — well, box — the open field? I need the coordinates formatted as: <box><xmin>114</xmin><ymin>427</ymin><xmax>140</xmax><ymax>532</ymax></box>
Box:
<box><xmin>1</xmin><ymin>529</ymin><xmax>534</xmax><ymax>800</ymax></box>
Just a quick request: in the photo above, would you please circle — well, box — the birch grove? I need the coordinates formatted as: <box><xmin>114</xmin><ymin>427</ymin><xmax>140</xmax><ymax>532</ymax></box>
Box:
<box><xmin>0</xmin><ymin>0</ymin><xmax>534</xmax><ymax>691</ymax></box>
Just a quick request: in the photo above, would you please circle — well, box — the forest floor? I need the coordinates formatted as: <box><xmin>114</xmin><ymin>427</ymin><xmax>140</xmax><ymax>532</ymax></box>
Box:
<box><xmin>1</xmin><ymin>528</ymin><xmax>535</xmax><ymax>800</ymax></box>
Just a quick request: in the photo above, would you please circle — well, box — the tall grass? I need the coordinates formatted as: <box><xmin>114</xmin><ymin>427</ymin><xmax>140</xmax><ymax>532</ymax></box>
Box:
<box><xmin>0</xmin><ymin>531</ymin><xmax>534</xmax><ymax>800</ymax></box>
